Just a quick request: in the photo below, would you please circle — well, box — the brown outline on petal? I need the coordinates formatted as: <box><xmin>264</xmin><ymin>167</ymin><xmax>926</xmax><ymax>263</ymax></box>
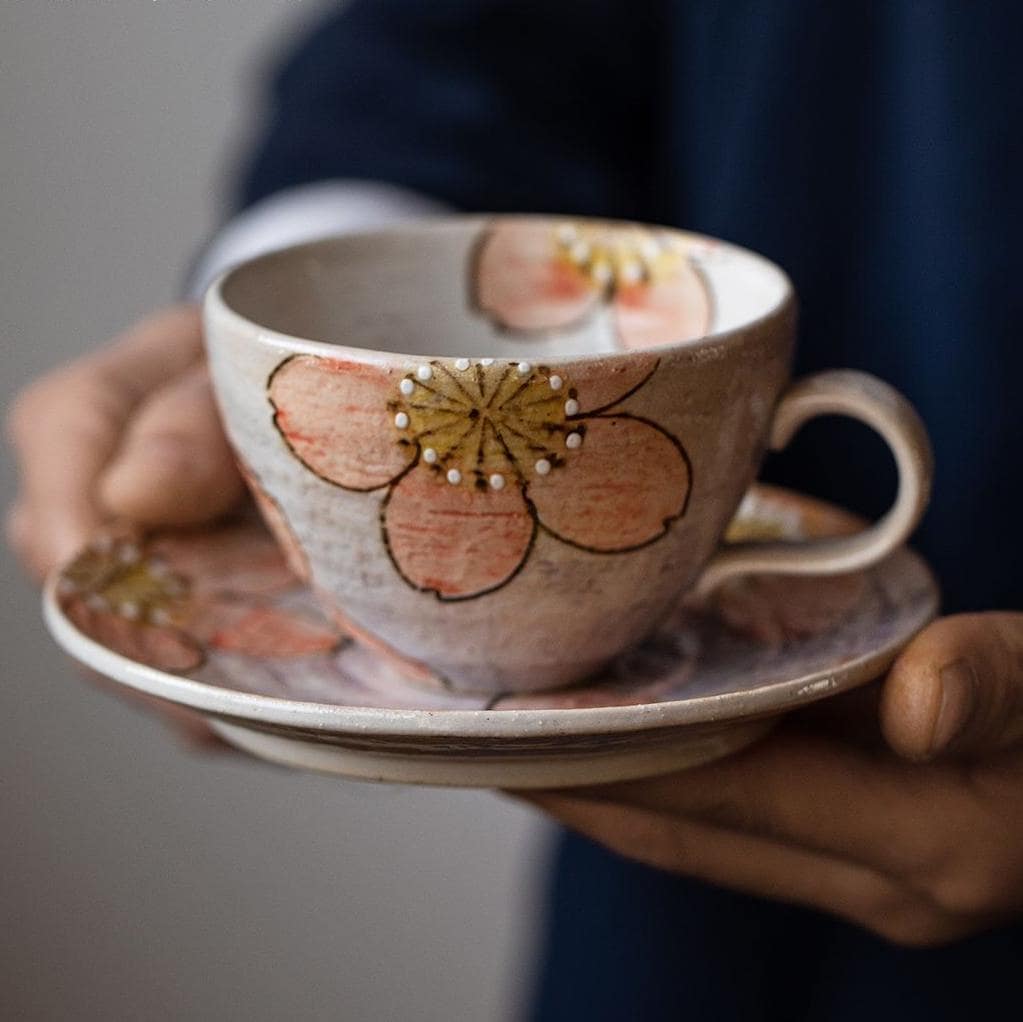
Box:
<box><xmin>267</xmin><ymin>354</ymin><xmax>415</xmax><ymax>494</ymax></box>
<box><xmin>533</xmin><ymin>413</ymin><xmax>693</xmax><ymax>555</ymax></box>
<box><xmin>379</xmin><ymin>471</ymin><xmax>540</xmax><ymax>602</ymax></box>
<box><xmin>63</xmin><ymin>595</ymin><xmax>209</xmax><ymax>673</ymax></box>
<box><xmin>570</xmin><ymin>357</ymin><xmax>660</xmax><ymax>417</ymax></box>
<box><xmin>194</xmin><ymin>591</ymin><xmax>349</xmax><ymax>659</ymax></box>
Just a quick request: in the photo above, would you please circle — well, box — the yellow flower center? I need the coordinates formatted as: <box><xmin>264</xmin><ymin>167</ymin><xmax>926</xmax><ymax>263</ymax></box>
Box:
<box><xmin>552</xmin><ymin>222</ymin><xmax>687</xmax><ymax>292</ymax></box>
<box><xmin>392</xmin><ymin>360</ymin><xmax>584</xmax><ymax>489</ymax></box>
<box><xmin>58</xmin><ymin>537</ymin><xmax>190</xmax><ymax>625</ymax></box>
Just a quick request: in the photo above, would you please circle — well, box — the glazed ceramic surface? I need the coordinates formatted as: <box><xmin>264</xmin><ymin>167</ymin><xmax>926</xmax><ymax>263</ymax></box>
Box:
<box><xmin>203</xmin><ymin>216</ymin><xmax>932</xmax><ymax>692</ymax></box>
<box><xmin>43</xmin><ymin>487</ymin><xmax>939</xmax><ymax>789</ymax></box>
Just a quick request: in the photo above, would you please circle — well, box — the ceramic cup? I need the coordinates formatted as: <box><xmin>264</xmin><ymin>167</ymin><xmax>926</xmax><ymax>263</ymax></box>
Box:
<box><xmin>203</xmin><ymin>216</ymin><xmax>932</xmax><ymax>693</ymax></box>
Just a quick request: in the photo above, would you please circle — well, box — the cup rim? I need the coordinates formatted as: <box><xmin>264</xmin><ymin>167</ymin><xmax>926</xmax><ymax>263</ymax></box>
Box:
<box><xmin>205</xmin><ymin>213</ymin><xmax>796</xmax><ymax>365</ymax></box>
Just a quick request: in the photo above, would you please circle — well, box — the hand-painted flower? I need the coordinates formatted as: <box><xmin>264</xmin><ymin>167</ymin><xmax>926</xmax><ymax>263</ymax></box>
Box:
<box><xmin>473</xmin><ymin>218</ymin><xmax>713</xmax><ymax>349</ymax></box>
<box><xmin>269</xmin><ymin>353</ymin><xmax>692</xmax><ymax>601</ymax></box>
<box><xmin>56</xmin><ymin>524</ymin><xmax>342</xmax><ymax>671</ymax></box>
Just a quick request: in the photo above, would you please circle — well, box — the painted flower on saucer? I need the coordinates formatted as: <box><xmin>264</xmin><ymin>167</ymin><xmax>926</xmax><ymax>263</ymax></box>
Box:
<box><xmin>268</xmin><ymin>352</ymin><xmax>692</xmax><ymax>600</ymax></box>
<box><xmin>55</xmin><ymin>523</ymin><xmax>342</xmax><ymax>672</ymax></box>
<box><xmin>472</xmin><ymin>218</ymin><xmax>712</xmax><ymax>349</ymax></box>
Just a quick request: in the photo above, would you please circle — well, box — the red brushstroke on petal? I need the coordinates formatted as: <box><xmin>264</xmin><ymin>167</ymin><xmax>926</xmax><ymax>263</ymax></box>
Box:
<box><xmin>613</xmin><ymin>261</ymin><xmax>712</xmax><ymax>350</ymax></box>
<box><xmin>569</xmin><ymin>353</ymin><xmax>660</xmax><ymax>414</ymax></box>
<box><xmin>194</xmin><ymin>599</ymin><xmax>341</xmax><ymax>657</ymax></box>
<box><xmin>64</xmin><ymin>599</ymin><xmax>205</xmax><ymax>672</ymax></box>
<box><xmin>269</xmin><ymin>355</ymin><xmax>415</xmax><ymax>491</ymax></box>
<box><xmin>474</xmin><ymin>219</ymin><xmax>600</xmax><ymax>331</ymax></box>
<box><xmin>530</xmin><ymin>416</ymin><xmax>690</xmax><ymax>551</ymax></box>
<box><xmin>383</xmin><ymin>467</ymin><xmax>536</xmax><ymax>598</ymax></box>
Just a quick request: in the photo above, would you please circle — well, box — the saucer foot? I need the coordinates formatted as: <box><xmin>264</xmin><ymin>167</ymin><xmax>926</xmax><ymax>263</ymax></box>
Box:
<box><xmin>208</xmin><ymin>715</ymin><xmax>778</xmax><ymax>789</ymax></box>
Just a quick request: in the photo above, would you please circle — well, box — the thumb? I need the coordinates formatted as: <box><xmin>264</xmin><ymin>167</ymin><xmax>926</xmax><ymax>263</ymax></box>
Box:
<box><xmin>881</xmin><ymin>612</ymin><xmax>1023</xmax><ymax>761</ymax></box>
<box><xmin>99</xmin><ymin>365</ymin><xmax>244</xmax><ymax>525</ymax></box>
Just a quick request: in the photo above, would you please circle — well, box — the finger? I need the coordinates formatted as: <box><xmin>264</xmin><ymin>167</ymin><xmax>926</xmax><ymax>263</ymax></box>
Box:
<box><xmin>881</xmin><ymin>612</ymin><xmax>1023</xmax><ymax>761</ymax></box>
<box><xmin>88</xmin><ymin>305</ymin><xmax>204</xmax><ymax>401</ymax></box>
<box><xmin>519</xmin><ymin>792</ymin><xmax>966</xmax><ymax>946</ymax></box>
<box><xmin>4</xmin><ymin>500</ymin><xmax>53</xmax><ymax>580</ymax></box>
<box><xmin>553</xmin><ymin>729</ymin><xmax>973</xmax><ymax>884</ymax></box>
<box><xmin>6</xmin><ymin>305</ymin><xmax>203</xmax><ymax>577</ymax></box>
<box><xmin>99</xmin><ymin>364</ymin><xmax>244</xmax><ymax>525</ymax></box>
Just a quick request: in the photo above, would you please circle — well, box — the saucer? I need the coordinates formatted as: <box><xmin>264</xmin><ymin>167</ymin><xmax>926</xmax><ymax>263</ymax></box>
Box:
<box><xmin>42</xmin><ymin>486</ymin><xmax>938</xmax><ymax>788</ymax></box>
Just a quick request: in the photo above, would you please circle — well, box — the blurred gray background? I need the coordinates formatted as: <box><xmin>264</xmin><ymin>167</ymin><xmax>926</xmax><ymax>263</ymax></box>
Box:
<box><xmin>1</xmin><ymin>3</ymin><xmax>548</xmax><ymax>1019</ymax></box>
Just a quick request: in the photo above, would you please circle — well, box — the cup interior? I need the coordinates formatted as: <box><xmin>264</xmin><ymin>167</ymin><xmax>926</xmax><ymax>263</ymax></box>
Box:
<box><xmin>216</xmin><ymin>216</ymin><xmax>790</xmax><ymax>360</ymax></box>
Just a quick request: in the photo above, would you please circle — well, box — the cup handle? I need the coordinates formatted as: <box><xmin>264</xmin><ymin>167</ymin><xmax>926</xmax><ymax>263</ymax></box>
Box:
<box><xmin>697</xmin><ymin>369</ymin><xmax>934</xmax><ymax>594</ymax></box>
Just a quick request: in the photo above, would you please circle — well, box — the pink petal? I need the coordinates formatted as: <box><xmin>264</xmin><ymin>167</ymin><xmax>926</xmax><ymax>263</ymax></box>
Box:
<box><xmin>194</xmin><ymin>598</ymin><xmax>342</xmax><ymax>658</ymax></box>
<box><xmin>382</xmin><ymin>467</ymin><xmax>535</xmax><ymax>599</ymax></box>
<box><xmin>269</xmin><ymin>355</ymin><xmax>415</xmax><ymax>491</ymax></box>
<box><xmin>613</xmin><ymin>260</ymin><xmax>712</xmax><ymax>350</ymax></box>
<box><xmin>530</xmin><ymin>416</ymin><xmax>691</xmax><ymax>551</ymax></box>
<box><xmin>473</xmin><ymin>218</ymin><xmax>601</xmax><ymax>331</ymax></box>
<box><xmin>568</xmin><ymin>352</ymin><xmax>660</xmax><ymax>414</ymax></box>
<box><xmin>63</xmin><ymin>598</ymin><xmax>205</xmax><ymax>672</ymax></box>
<box><xmin>236</xmin><ymin>460</ymin><xmax>311</xmax><ymax>582</ymax></box>
<box><xmin>149</xmin><ymin>521</ymin><xmax>297</xmax><ymax>597</ymax></box>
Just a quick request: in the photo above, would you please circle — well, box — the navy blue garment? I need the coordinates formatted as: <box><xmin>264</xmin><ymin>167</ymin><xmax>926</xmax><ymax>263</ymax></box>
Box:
<box><xmin>235</xmin><ymin>2</ymin><xmax>1023</xmax><ymax>1018</ymax></box>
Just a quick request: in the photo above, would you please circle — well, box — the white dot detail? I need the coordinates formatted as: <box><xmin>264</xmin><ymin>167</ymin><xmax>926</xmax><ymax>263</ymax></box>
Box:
<box><xmin>517</xmin><ymin>361</ymin><xmax>532</xmax><ymax>375</ymax></box>
<box><xmin>640</xmin><ymin>238</ymin><xmax>661</xmax><ymax>261</ymax></box>
<box><xmin>564</xmin><ymin>398</ymin><xmax>580</xmax><ymax>416</ymax></box>
<box><xmin>119</xmin><ymin>601</ymin><xmax>140</xmax><ymax>620</ymax></box>
<box><xmin>422</xmin><ymin>447</ymin><xmax>438</xmax><ymax>464</ymax></box>
<box><xmin>593</xmin><ymin>261</ymin><xmax>613</xmax><ymax>285</ymax></box>
<box><xmin>394</xmin><ymin>412</ymin><xmax>410</xmax><ymax>429</ymax></box>
<box><xmin>556</xmin><ymin>224</ymin><xmax>577</xmax><ymax>244</ymax></box>
<box><xmin>489</xmin><ymin>473</ymin><xmax>506</xmax><ymax>490</ymax></box>
<box><xmin>446</xmin><ymin>468</ymin><xmax>462</xmax><ymax>485</ymax></box>
<box><xmin>570</xmin><ymin>240</ymin><xmax>591</xmax><ymax>264</ymax></box>
<box><xmin>416</xmin><ymin>365</ymin><xmax>433</xmax><ymax>382</ymax></box>
<box><xmin>620</xmin><ymin>260</ymin><xmax>643</xmax><ymax>284</ymax></box>
<box><xmin>399</xmin><ymin>378</ymin><xmax>415</xmax><ymax>396</ymax></box>
<box><xmin>566</xmin><ymin>432</ymin><xmax>582</xmax><ymax>449</ymax></box>
<box><xmin>549</xmin><ymin>374</ymin><xmax>563</xmax><ymax>391</ymax></box>
<box><xmin>118</xmin><ymin>544</ymin><xmax>140</xmax><ymax>564</ymax></box>
<box><xmin>481</xmin><ymin>357</ymin><xmax>495</xmax><ymax>366</ymax></box>
<box><xmin>454</xmin><ymin>357</ymin><xmax>470</xmax><ymax>371</ymax></box>
<box><xmin>534</xmin><ymin>458</ymin><xmax>552</xmax><ymax>476</ymax></box>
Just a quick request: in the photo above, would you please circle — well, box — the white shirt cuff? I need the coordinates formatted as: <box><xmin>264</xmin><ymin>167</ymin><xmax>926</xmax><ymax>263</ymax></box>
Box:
<box><xmin>187</xmin><ymin>180</ymin><xmax>450</xmax><ymax>299</ymax></box>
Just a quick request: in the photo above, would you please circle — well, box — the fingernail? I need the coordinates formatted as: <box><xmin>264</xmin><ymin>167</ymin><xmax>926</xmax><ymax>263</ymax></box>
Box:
<box><xmin>929</xmin><ymin>660</ymin><xmax>977</xmax><ymax>755</ymax></box>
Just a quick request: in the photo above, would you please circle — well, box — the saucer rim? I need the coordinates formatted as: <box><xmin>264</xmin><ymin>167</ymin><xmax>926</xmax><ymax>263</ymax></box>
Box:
<box><xmin>42</xmin><ymin>541</ymin><xmax>938</xmax><ymax>740</ymax></box>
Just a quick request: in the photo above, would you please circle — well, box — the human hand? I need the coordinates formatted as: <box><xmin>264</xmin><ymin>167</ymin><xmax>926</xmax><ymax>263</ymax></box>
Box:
<box><xmin>519</xmin><ymin>612</ymin><xmax>1023</xmax><ymax>946</ymax></box>
<box><xmin>6</xmin><ymin>304</ymin><xmax>244</xmax><ymax>746</ymax></box>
